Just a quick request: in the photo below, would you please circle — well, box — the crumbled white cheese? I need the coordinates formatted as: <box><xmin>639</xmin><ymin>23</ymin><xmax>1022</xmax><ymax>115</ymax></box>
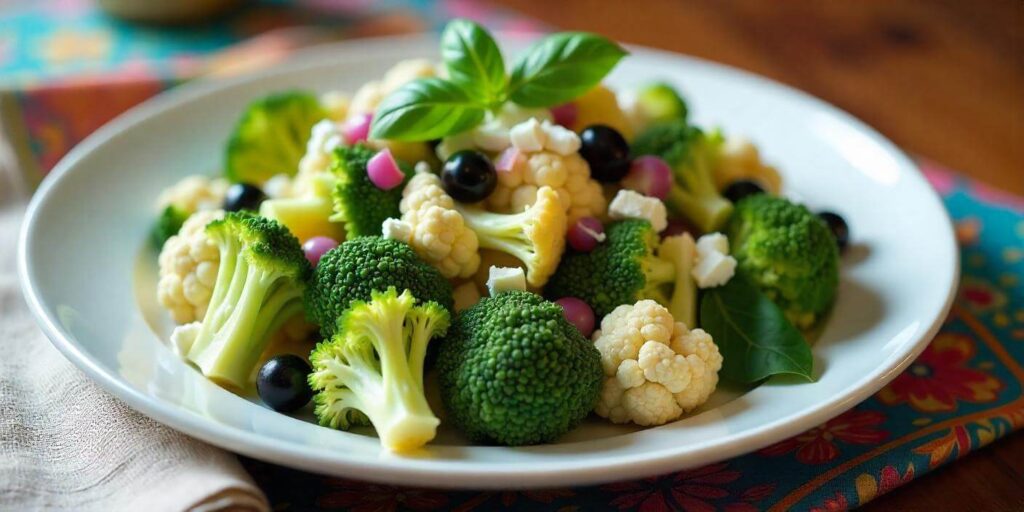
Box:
<box><xmin>381</xmin><ymin>218</ymin><xmax>413</xmax><ymax>244</ymax></box>
<box><xmin>486</xmin><ymin>266</ymin><xmax>527</xmax><ymax>296</ymax></box>
<box><xmin>541</xmin><ymin>120</ymin><xmax>581</xmax><ymax>155</ymax></box>
<box><xmin>453</xmin><ymin>282</ymin><xmax>482</xmax><ymax>312</ymax></box>
<box><xmin>472</xmin><ymin>122</ymin><xmax>511</xmax><ymax>152</ymax></box>
<box><xmin>691</xmin><ymin>233</ymin><xmax>736</xmax><ymax>288</ymax></box>
<box><xmin>696</xmin><ymin>232</ymin><xmax>730</xmax><ymax>257</ymax></box>
<box><xmin>608</xmin><ymin>189</ymin><xmax>668</xmax><ymax>232</ymax></box>
<box><xmin>509</xmin><ymin>118</ymin><xmax>547</xmax><ymax>152</ymax></box>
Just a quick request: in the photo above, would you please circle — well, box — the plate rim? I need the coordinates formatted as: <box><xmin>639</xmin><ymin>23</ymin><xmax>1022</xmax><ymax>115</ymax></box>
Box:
<box><xmin>17</xmin><ymin>33</ymin><xmax>960</xmax><ymax>488</ymax></box>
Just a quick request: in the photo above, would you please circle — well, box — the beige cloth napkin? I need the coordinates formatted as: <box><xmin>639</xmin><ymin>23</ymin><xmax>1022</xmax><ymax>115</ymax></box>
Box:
<box><xmin>0</xmin><ymin>156</ymin><xmax>270</xmax><ymax>511</ymax></box>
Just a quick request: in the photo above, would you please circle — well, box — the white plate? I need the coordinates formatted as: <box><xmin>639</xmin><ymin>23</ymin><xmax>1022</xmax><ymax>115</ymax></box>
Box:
<box><xmin>18</xmin><ymin>34</ymin><xmax>958</xmax><ymax>488</ymax></box>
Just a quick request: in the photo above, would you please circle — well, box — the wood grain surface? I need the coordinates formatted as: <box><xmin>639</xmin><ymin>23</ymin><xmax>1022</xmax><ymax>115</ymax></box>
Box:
<box><xmin>492</xmin><ymin>0</ymin><xmax>1023</xmax><ymax>195</ymax></box>
<box><xmin>489</xmin><ymin>1</ymin><xmax>1024</xmax><ymax>510</ymax></box>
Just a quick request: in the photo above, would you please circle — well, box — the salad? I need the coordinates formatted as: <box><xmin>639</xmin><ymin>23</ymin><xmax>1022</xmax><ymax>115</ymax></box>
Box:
<box><xmin>151</xmin><ymin>20</ymin><xmax>848</xmax><ymax>452</ymax></box>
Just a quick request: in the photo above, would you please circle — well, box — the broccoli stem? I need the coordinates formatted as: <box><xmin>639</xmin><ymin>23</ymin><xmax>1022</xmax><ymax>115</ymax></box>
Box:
<box><xmin>330</xmin><ymin>333</ymin><xmax>439</xmax><ymax>452</ymax></box>
<box><xmin>187</xmin><ymin>247</ymin><xmax>302</xmax><ymax>389</ymax></box>
<box><xmin>665</xmin><ymin>187</ymin><xmax>734</xmax><ymax>234</ymax></box>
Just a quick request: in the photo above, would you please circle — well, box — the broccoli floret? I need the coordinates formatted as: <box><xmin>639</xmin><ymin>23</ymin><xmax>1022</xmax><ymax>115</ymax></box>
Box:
<box><xmin>186</xmin><ymin>212</ymin><xmax>311</xmax><ymax>390</ymax></box>
<box><xmin>545</xmin><ymin>219</ymin><xmax>679</xmax><ymax>319</ymax></box>
<box><xmin>727</xmin><ymin>194</ymin><xmax>839</xmax><ymax>329</ymax></box>
<box><xmin>329</xmin><ymin>144</ymin><xmax>413</xmax><ymax>238</ymax></box>
<box><xmin>436</xmin><ymin>290</ymin><xmax>602</xmax><ymax>446</ymax></box>
<box><xmin>304</xmin><ymin>236</ymin><xmax>453</xmax><ymax>337</ymax></box>
<box><xmin>632</xmin><ymin>121</ymin><xmax>733</xmax><ymax>233</ymax></box>
<box><xmin>455</xmin><ymin>186</ymin><xmax>566</xmax><ymax>287</ymax></box>
<box><xmin>225</xmin><ymin>91</ymin><xmax>325</xmax><ymax>184</ymax></box>
<box><xmin>635</xmin><ymin>82</ymin><xmax>688</xmax><ymax>125</ymax></box>
<box><xmin>152</xmin><ymin>205</ymin><xmax>189</xmax><ymax>248</ymax></box>
<box><xmin>308</xmin><ymin>288</ymin><xmax>449</xmax><ymax>452</ymax></box>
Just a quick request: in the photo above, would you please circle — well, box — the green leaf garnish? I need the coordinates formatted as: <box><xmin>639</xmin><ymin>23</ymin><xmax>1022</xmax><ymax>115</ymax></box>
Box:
<box><xmin>440</xmin><ymin>19</ymin><xmax>507</xmax><ymax>105</ymax></box>
<box><xmin>369</xmin><ymin>78</ymin><xmax>487</xmax><ymax>141</ymax></box>
<box><xmin>699</xmin><ymin>272</ymin><xmax>814</xmax><ymax>383</ymax></box>
<box><xmin>508</xmin><ymin>32</ymin><xmax>628</xmax><ymax>108</ymax></box>
<box><xmin>369</xmin><ymin>20</ymin><xmax>627</xmax><ymax>141</ymax></box>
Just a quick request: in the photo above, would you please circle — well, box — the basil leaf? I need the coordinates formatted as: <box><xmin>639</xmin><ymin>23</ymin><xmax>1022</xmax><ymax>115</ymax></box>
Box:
<box><xmin>440</xmin><ymin>19</ymin><xmax>507</xmax><ymax>104</ymax></box>
<box><xmin>369</xmin><ymin>78</ymin><xmax>487</xmax><ymax>141</ymax></box>
<box><xmin>508</xmin><ymin>32</ymin><xmax>627</xmax><ymax>108</ymax></box>
<box><xmin>699</xmin><ymin>272</ymin><xmax>814</xmax><ymax>383</ymax></box>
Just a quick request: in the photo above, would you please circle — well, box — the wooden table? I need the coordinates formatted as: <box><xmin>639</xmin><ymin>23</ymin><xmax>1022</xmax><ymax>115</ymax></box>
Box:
<box><xmin>490</xmin><ymin>1</ymin><xmax>1024</xmax><ymax>510</ymax></box>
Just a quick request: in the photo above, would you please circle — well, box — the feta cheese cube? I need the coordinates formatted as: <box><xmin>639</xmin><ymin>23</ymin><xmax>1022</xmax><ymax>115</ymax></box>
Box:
<box><xmin>472</xmin><ymin>123</ymin><xmax>511</xmax><ymax>152</ymax></box>
<box><xmin>691</xmin><ymin>250</ymin><xmax>737</xmax><ymax>288</ymax></box>
<box><xmin>608</xmin><ymin>189</ymin><xmax>668</xmax><ymax>232</ymax></box>
<box><xmin>509</xmin><ymin>118</ymin><xmax>547</xmax><ymax>152</ymax></box>
<box><xmin>541</xmin><ymin>121</ymin><xmax>581</xmax><ymax>155</ymax></box>
<box><xmin>696</xmin><ymin>232</ymin><xmax>730</xmax><ymax>257</ymax></box>
<box><xmin>486</xmin><ymin>266</ymin><xmax>527</xmax><ymax>296</ymax></box>
<box><xmin>381</xmin><ymin>218</ymin><xmax>413</xmax><ymax>244</ymax></box>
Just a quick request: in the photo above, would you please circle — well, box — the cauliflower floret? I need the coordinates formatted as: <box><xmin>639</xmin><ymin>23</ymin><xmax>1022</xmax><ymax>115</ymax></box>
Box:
<box><xmin>670</xmin><ymin>326</ymin><xmax>723</xmax><ymax>411</ymax></box>
<box><xmin>399</xmin><ymin>173</ymin><xmax>481</xmax><ymax>279</ymax></box>
<box><xmin>293</xmin><ymin>119</ymin><xmax>344</xmax><ymax>197</ymax></box>
<box><xmin>156</xmin><ymin>175</ymin><xmax>228</xmax><ymax>212</ymax></box>
<box><xmin>157</xmin><ymin>209</ymin><xmax>225</xmax><ymax>324</ymax></box>
<box><xmin>592</xmin><ymin>300</ymin><xmax>722</xmax><ymax>426</ymax></box>
<box><xmin>714</xmin><ymin>136</ymin><xmax>782</xmax><ymax>195</ymax></box>
<box><xmin>350</xmin><ymin>59</ymin><xmax>438</xmax><ymax>115</ymax></box>
<box><xmin>320</xmin><ymin>91</ymin><xmax>350</xmax><ymax>121</ymax></box>
<box><xmin>487</xmin><ymin>150</ymin><xmax>606</xmax><ymax>227</ymax></box>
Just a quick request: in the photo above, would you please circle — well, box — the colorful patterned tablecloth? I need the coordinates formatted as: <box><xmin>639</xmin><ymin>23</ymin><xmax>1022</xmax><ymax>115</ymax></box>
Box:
<box><xmin>2</xmin><ymin>1</ymin><xmax>1023</xmax><ymax>510</ymax></box>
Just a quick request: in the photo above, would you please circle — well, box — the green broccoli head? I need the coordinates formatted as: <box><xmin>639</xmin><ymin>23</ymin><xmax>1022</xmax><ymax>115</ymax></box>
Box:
<box><xmin>225</xmin><ymin>90</ymin><xmax>325</xmax><ymax>184</ymax></box>
<box><xmin>308</xmin><ymin>288</ymin><xmax>449</xmax><ymax>452</ymax></box>
<box><xmin>152</xmin><ymin>204</ymin><xmax>189</xmax><ymax>248</ymax></box>
<box><xmin>545</xmin><ymin>219</ymin><xmax>677</xmax><ymax>319</ymax></box>
<box><xmin>727</xmin><ymin>194</ymin><xmax>839</xmax><ymax>329</ymax></box>
<box><xmin>635</xmin><ymin>82</ymin><xmax>689</xmax><ymax>125</ymax></box>
<box><xmin>436</xmin><ymin>290</ymin><xmax>603</xmax><ymax>446</ymax></box>
<box><xmin>632</xmin><ymin>120</ymin><xmax>733</xmax><ymax>233</ymax></box>
<box><xmin>186</xmin><ymin>211</ymin><xmax>311</xmax><ymax>389</ymax></box>
<box><xmin>329</xmin><ymin>144</ymin><xmax>413</xmax><ymax>238</ymax></box>
<box><xmin>304</xmin><ymin>236</ymin><xmax>454</xmax><ymax>337</ymax></box>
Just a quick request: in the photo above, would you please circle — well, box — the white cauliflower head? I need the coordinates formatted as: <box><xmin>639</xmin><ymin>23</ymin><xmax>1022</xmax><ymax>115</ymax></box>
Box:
<box><xmin>487</xmin><ymin>150</ymin><xmax>606</xmax><ymax>227</ymax></box>
<box><xmin>157</xmin><ymin>209</ymin><xmax>224</xmax><ymax>324</ymax></box>
<box><xmin>592</xmin><ymin>300</ymin><xmax>723</xmax><ymax>426</ymax></box>
<box><xmin>157</xmin><ymin>175</ymin><xmax>228</xmax><ymax>213</ymax></box>
<box><xmin>399</xmin><ymin>173</ymin><xmax>481</xmax><ymax>279</ymax></box>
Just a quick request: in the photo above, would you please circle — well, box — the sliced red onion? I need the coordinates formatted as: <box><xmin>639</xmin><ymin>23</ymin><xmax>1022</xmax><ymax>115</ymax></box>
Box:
<box><xmin>495</xmin><ymin>146</ymin><xmax>523</xmax><ymax>173</ymax></box>
<box><xmin>302</xmin><ymin>236</ymin><xmax>338</xmax><ymax>267</ymax></box>
<box><xmin>622</xmin><ymin>155</ymin><xmax>674</xmax><ymax>200</ymax></box>
<box><xmin>342</xmin><ymin>113</ymin><xmax>373</xmax><ymax>144</ymax></box>
<box><xmin>567</xmin><ymin>217</ymin><xmax>606</xmax><ymax>252</ymax></box>
<box><xmin>367</xmin><ymin>148</ymin><xmax>405</xmax><ymax>190</ymax></box>
<box><xmin>550</xmin><ymin>102</ymin><xmax>578</xmax><ymax>128</ymax></box>
<box><xmin>555</xmin><ymin>297</ymin><xmax>596</xmax><ymax>337</ymax></box>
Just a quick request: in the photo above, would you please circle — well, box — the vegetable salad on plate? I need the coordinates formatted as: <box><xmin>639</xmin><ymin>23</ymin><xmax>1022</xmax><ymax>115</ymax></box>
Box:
<box><xmin>151</xmin><ymin>20</ymin><xmax>848</xmax><ymax>452</ymax></box>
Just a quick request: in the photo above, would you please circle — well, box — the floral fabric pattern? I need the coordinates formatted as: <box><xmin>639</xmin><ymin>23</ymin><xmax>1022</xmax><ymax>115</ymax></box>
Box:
<box><xmin>4</xmin><ymin>2</ymin><xmax>1024</xmax><ymax>511</ymax></box>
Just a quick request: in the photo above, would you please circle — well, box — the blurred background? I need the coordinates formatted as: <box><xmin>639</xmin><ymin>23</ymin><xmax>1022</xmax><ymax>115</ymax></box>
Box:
<box><xmin>0</xmin><ymin>0</ymin><xmax>1019</xmax><ymax>193</ymax></box>
<box><xmin>0</xmin><ymin>1</ymin><xmax>1020</xmax><ymax>510</ymax></box>
<box><xmin>1</xmin><ymin>0</ymin><xmax>1021</xmax><ymax>194</ymax></box>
